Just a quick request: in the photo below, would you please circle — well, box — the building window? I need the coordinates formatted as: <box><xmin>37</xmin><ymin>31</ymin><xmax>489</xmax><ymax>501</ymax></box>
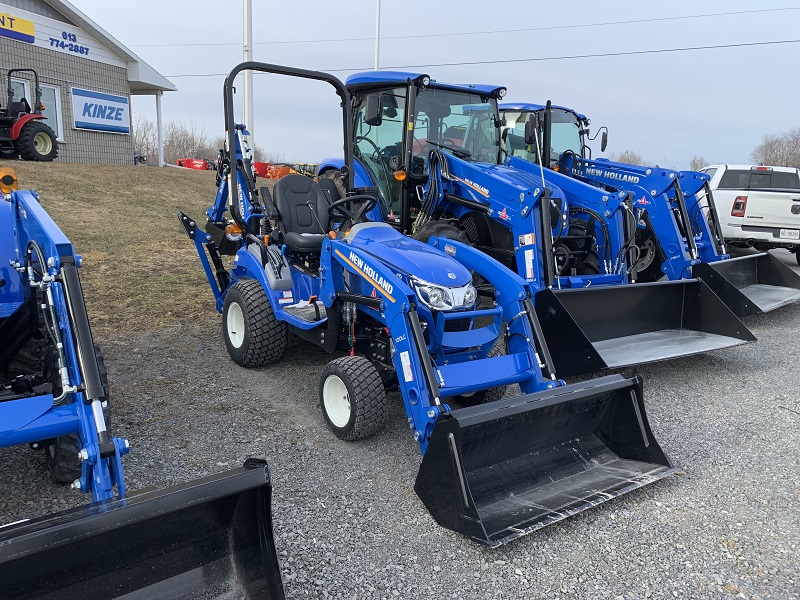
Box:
<box><xmin>10</xmin><ymin>78</ymin><xmax>64</xmax><ymax>141</ymax></box>
<box><xmin>40</xmin><ymin>85</ymin><xmax>63</xmax><ymax>141</ymax></box>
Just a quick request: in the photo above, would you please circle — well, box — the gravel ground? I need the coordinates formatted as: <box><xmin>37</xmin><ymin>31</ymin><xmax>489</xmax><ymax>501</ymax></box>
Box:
<box><xmin>1</xmin><ymin>250</ymin><xmax>799</xmax><ymax>599</ymax></box>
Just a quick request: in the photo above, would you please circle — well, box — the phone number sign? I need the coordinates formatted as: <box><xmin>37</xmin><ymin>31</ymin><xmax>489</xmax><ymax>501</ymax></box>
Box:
<box><xmin>71</xmin><ymin>88</ymin><xmax>130</xmax><ymax>134</ymax></box>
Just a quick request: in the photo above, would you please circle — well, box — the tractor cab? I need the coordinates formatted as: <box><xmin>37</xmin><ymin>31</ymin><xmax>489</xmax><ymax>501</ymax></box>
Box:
<box><xmin>330</xmin><ymin>72</ymin><xmax>507</xmax><ymax>233</ymax></box>
<box><xmin>500</xmin><ymin>103</ymin><xmax>591</xmax><ymax>169</ymax></box>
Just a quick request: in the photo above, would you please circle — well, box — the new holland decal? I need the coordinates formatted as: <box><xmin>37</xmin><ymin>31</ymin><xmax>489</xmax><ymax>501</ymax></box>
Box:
<box><xmin>335</xmin><ymin>249</ymin><xmax>396</xmax><ymax>302</ymax></box>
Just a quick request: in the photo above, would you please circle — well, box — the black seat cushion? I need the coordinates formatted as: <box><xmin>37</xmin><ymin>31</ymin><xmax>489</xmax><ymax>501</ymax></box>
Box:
<box><xmin>272</xmin><ymin>174</ymin><xmax>330</xmax><ymax>252</ymax></box>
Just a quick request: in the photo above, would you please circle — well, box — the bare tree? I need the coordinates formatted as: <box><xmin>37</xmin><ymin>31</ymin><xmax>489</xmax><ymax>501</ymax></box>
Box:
<box><xmin>750</xmin><ymin>128</ymin><xmax>800</xmax><ymax>168</ymax></box>
<box><xmin>132</xmin><ymin>116</ymin><xmax>157</xmax><ymax>162</ymax></box>
<box><xmin>689</xmin><ymin>156</ymin><xmax>708</xmax><ymax>171</ymax></box>
<box><xmin>609</xmin><ymin>150</ymin><xmax>645</xmax><ymax>166</ymax></box>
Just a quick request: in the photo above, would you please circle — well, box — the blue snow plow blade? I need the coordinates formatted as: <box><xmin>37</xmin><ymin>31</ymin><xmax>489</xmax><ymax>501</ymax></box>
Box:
<box><xmin>415</xmin><ymin>375</ymin><xmax>677</xmax><ymax>547</ymax></box>
<box><xmin>0</xmin><ymin>459</ymin><xmax>285</xmax><ymax>600</ymax></box>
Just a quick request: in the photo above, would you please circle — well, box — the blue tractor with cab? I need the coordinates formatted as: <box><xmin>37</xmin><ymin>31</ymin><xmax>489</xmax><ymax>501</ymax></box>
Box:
<box><xmin>500</xmin><ymin>102</ymin><xmax>800</xmax><ymax>317</ymax></box>
<box><xmin>317</xmin><ymin>72</ymin><xmax>754</xmax><ymax>377</ymax></box>
<box><xmin>180</xmin><ymin>61</ymin><xmax>678</xmax><ymax>548</ymax></box>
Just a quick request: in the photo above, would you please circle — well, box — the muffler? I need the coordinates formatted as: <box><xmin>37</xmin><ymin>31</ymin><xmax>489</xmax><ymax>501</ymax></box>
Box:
<box><xmin>0</xmin><ymin>459</ymin><xmax>285</xmax><ymax>600</ymax></box>
<box><xmin>415</xmin><ymin>375</ymin><xmax>676</xmax><ymax>547</ymax></box>
<box><xmin>693</xmin><ymin>252</ymin><xmax>800</xmax><ymax>316</ymax></box>
<box><xmin>534</xmin><ymin>279</ymin><xmax>755</xmax><ymax>377</ymax></box>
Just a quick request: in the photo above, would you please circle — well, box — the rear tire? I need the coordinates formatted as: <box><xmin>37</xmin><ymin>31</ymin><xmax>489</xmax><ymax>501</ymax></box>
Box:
<box><xmin>48</xmin><ymin>345</ymin><xmax>110</xmax><ymax>483</ymax></box>
<box><xmin>795</xmin><ymin>250</ymin><xmax>800</xmax><ymax>267</ymax></box>
<box><xmin>15</xmin><ymin>121</ymin><xmax>58</xmax><ymax>162</ymax></box>
<box><xmin>454</xmin><ymin>343</ymin><xmax>507</xmax><ymax>406</ymax></box>
<box><xmin>319</xmin><ymin>356</ymin><xmax>386</xmax><ymax>440</ymax></box>
<box><xmin>223</xmin><ymin>279</ymin><xmax>287</xmax><ymax>367</ymax></box>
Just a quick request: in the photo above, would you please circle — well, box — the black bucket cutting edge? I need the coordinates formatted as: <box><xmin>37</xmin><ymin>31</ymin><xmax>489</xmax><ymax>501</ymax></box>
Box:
<box><xmin>535</xmin><ymin>279</ymin><xmax>756</xmax><ymax>377</ymax></box>
<box><xmin>693</xmin><ymin>252</ymin><xmax>800</xmax><ymax>316</ymax></box>
<box><xmin>0</xmin><ymin>459</ymin><xmax>285</xmax><ymax>600</ymax></box>
<box><xmin>415</xmin><ymin>374</ymin><xmax>678</xmax><ymax>548</ymax></box>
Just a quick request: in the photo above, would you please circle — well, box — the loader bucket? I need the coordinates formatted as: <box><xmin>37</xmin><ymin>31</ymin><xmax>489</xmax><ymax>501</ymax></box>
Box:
<box><xmin>415</xmin><ymin>375</ymin><xmax>677</xmax><ymax>547</ymax></box>
<box><xmin>534</xmin><ymin>279</ymin><xmax>755</xmax><ymax>377</ymax></box>
<box><xmin>0</xmin><ymin>459</ymin><xmax>285</xmax><ymax>600</ymax></box>
<box><xmin>693</xmin><ymin>252</ymin><xmax>800</xmax><ymax>317</ymax></box>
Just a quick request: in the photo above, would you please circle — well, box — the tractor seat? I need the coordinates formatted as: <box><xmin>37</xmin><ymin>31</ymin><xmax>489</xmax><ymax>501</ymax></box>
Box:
<box><xmin>6</xmin><ymin>99</ymin><xmax>31</xmax><ymax>119</ymax></box>
<box><xmin>272</xmin><ymin>174</ymin><xmax>330</xmax><ymax>252</ymax></box>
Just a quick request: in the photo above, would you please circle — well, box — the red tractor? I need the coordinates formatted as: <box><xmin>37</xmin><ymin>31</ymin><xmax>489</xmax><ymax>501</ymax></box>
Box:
<box><xmin>0</xmin><ymin>69</ymin><xmax>59</xmax><ymax>161</ymax></box>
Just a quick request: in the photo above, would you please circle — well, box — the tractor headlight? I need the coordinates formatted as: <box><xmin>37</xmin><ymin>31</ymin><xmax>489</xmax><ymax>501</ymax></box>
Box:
<box><xmin>463</xmin><ymin>285</ymin><xmax>478</xmax><ymax>306</ymax></box>
<box><xmin>410</xmin><ymin>276</ymin><xmax>477</xmax><ymax>311</ymax></box>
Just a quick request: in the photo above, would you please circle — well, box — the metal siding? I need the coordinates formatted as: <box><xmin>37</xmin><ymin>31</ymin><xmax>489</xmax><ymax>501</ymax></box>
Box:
<box><xmin>2</xmin><ymin>0</ymin><xmax>69</xmax><ymax>23</ymax></box>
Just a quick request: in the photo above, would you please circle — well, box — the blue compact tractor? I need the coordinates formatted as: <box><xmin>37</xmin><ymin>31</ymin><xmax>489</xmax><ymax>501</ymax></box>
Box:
<box><xmin>180</xmin><ymin>62</ymin><xmax>678</xmax><ymax>547</ymax></box>
<box><xmin>500</xmin><ymin>102</ymin><xmax>800</xmax><ymax>316</ymax></box>
<box><xmin>317</xmin><ymin>72</ymin><xmax>754</xmax><ymax>377</ymax></box>
<box><xmin>0</xmin><ymin>168</ymin><xmax>284</xmax><ymax>599</ymax></box>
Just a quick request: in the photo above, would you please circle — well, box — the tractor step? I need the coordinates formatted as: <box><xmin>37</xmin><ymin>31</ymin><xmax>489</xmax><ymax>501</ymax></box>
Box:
<box><xmin>534</xmin><ymin>279</ymin><xmax>755</xmax><ymax>377</ymax></box>
<box><xmin>693</xmin><ymin>252</ymin><xmax>800</xmax><ymax>316</ymax></box>
<box><xmin>415</xmin><ymin>374</ymin><xmax>676</xmax><ymax>547</ymax></box>
<box><xmin>0</xmin><ymin>459</ymin><xmax>285</xmax><ymax>600</ymax></box>
<box><xmin>282</xmin><ymin>300</ymin><xmax>325</xmax><ymax>323</ymax></box>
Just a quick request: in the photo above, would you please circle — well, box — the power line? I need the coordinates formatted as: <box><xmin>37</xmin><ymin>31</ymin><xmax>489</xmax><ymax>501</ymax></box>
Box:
<box><xmin>132</xmin><ymin>6</ymin><xmax>800</xmax><ymax>48</ymax></box>
<box><xmin>164</xmin><ymin>38</ymin><xmax>800</xmax><ymax>78</ymax></box>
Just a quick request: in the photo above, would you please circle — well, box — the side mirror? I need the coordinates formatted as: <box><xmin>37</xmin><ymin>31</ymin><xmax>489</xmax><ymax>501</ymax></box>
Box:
<box><xmin>601</xmin><ymin>130</ymin><xmax>608</xmax><ymax>153</ymax></box>
<box><xmin>365</xmin><ymin>94</ymin><xmax>382</xmax><ymax>126</ymax></box>
<box><xmin>524</xmin><ymin>115</ymin><xmax>538</xmax><ymax>145</ymax></box>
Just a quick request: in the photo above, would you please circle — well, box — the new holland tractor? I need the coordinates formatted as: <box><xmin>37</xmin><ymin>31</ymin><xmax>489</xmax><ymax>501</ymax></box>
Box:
<box><xmin>500</xmin><ymin>102</ymin><xmax>800</xmax><ymax>317</ymax></box>
<box><xmin>0</xmin><ymin>69</ymin><xmax>59</xmax><ymax>161</ymax></box>
<box><xmin>0</xmin><ymin>168</ymin><xmax>285</xmax><ymax>599</ymax></box>
<box><xmin>317</xmin><ymin>72</ymin><xmax>754</xmax><ymax>377</ymax></box>
<box><xmin>180</xmin><ymin>61</ymin><xmax>677</xmax><ymax>548</ymax></box>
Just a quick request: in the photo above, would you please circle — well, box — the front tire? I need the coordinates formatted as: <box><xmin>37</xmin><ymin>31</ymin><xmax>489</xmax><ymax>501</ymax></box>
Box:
<box><xmin>0</xmin><ymin>146</ymin><xmax>18</xmax><ymax>160</ymax></box>
<box><xmin>223</xmin><ymin>279</ymin><xmax>287</xmax><ymax>367</ymax></box>
<box><xmin>412</xmin><ymin>220</ymin><xmax>470</xmax><ymax>245</ymax></box>
<box><xmin>319</xmin><ymin>356</ymin><xmax>386</xmax><ymax>441</ymax></box>
<box><xmin>48</xmin><ymin>345</ymin><xmax>110</xmax><ymax>483</ymax></box>
<box><xmin>16</xmin><ymin>121</ymin><xmax>58</xmax><ymax>161</ymax></box>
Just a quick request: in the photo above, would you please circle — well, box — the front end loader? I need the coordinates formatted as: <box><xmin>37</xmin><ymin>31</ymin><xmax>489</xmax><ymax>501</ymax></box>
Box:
<box><xmin>318</xmin><ymin>73</ymin><xmax>753</xmax><ymax>377</ymax></box>
<box><xmin>500</xmin><ymin>102</ymin><xmax>800</xmax><ymax>317</ymax></box>
<box><xmin>0</xmin><ymin>168</ymin><xmax>284</xmax><ymax>599</ymax></box>
<box><xmin>180</xmin><ymin>61</ymin><xmax>677</xmax><ymax>547</ymax></box>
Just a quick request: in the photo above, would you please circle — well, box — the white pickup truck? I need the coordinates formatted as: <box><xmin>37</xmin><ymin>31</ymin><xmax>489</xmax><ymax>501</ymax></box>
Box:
<box><xmin>702</xmin><ymin>164</ymin><xmax>800</xmax><ymax>264</ymax></box>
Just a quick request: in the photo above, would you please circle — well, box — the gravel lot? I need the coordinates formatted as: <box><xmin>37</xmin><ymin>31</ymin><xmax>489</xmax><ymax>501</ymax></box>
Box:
<box><xmin>1</xmin><ymin>249</ymin><xmax>798</xmax><ymax>600</ymax></box>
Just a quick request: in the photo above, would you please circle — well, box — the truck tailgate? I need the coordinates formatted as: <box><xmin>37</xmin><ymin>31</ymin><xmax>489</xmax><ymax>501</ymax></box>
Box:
<box><xmin>744</xmin><ymin>190</ymin><xmax>800</xmax><ymax>235</ymax></box>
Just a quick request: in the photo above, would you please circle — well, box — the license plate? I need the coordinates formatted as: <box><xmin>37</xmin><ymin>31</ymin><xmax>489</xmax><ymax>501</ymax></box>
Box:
<box><xmin>779</xmin><ymin>229</ymin><xmax>800</xmax><ymax>239</ymax></box>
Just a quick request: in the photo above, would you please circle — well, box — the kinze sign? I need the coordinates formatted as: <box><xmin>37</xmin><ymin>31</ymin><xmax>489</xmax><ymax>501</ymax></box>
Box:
<box><xmin>71</xmin><ymin>88</ymin><xmax>130</xmax><ymax>134</ymax></box>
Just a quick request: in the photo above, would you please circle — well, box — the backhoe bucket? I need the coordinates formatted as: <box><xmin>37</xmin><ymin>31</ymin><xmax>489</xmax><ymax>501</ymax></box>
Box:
<box><xmin>416</xmin><ymin>375</ymin><xmax>676</xmax><ymax>547</ymax></box>
<box><xmin>693</xmin><ymin>252</ymin><xmax>800</xmax><ymax>317</ymax></box>
<box><xmin>534</xmin><ymin>279</ymin><xmax>755</xmax><ymax>377</ymax></box>
<box><xmin>0</xmin><ymin>459</ymin><xmax>285</xmax><ymax>600</ymax></box>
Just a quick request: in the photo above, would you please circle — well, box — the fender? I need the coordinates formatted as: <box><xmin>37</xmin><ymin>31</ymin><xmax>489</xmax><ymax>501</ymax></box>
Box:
<box><xmin>10</xmin><ymin>113</ymin><xmax>46</xmax><ymax>140</ymax></box>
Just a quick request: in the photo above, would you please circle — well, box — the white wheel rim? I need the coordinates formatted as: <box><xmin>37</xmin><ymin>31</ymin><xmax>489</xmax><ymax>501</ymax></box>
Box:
<box><xmin>323</xmin><ymin>374</ymin><xmax>351</xmax><ymax>428</ymax></box>
<box><xmin>34</xmin><ymin>132</ymin><xmax>52</xmax><ymax>154</ymax></box>
<box><xmin>226</xmin><ymin>302</ymin><xmax>245</xmax><ymax>348</ymax></box>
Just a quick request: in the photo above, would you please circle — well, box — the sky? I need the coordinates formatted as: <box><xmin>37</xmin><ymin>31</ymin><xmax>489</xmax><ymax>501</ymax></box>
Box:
<box><xmin>69</xmin><ymin>0</ymin><xmax>800</xmax><ymax>169</ymax></box>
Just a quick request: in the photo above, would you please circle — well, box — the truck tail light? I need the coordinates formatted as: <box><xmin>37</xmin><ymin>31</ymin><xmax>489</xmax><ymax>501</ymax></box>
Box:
<box><xmin>731</xmin><ymin>196</ymin><xmax>748</xmax><ymax>217</ymax></box>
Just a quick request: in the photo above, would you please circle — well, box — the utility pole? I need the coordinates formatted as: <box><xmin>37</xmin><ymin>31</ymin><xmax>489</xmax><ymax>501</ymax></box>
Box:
<box><xmin>374</xmin><ymin>0</ymin><xmax>381</xmax><ymax>70</ymax></box>
<box><xmin>243</xmin><ymin>0</ymin><xmax>254</xmax><ymax>153</ymax></box>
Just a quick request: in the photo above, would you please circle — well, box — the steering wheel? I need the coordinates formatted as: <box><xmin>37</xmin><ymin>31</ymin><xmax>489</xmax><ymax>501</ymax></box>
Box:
<box><xmin>355</xmin><ymin>135</ymin><xmax>393</xmax><ymax>185</ymax></box>
<box><xmin>328</xmin><ymin>194</ymin><xmax>379</xmax><ymax>231</ymax></box>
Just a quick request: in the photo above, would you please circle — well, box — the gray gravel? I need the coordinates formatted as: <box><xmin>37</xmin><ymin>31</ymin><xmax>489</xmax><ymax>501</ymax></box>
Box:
<box><xmin>2</xmin><ymin>249</ymin><xmax>799</xmax><ymax>599</ymax></box>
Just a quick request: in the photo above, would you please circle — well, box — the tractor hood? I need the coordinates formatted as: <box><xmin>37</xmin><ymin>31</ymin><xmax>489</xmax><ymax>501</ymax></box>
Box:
<box><xmin>346</xmin><ymin>224</ymin><xmax>472</xmax><ymax>287</ymax></box>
